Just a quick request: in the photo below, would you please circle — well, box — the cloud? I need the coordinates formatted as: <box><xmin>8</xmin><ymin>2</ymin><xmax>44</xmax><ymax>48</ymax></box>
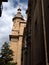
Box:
<box><xmin>0</xmin><ymin>0</ymin><xmax>28</xmax><ymax>49</ymax></box>
<box><xmin>9</xmin><ymin>0</ymin><xmax>18</xmax><ymax>8</ymax></box>
<box><xmin>20</xmin><ymin>0</ymin><xmax>28</xmax><ymax>4</ymax></box>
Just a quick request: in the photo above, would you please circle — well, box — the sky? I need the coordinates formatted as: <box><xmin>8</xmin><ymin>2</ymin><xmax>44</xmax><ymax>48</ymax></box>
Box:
<box><xmin>0</xmin><ymin>0</ymin><xmax>28</xmax><ymax>49</ymax></box>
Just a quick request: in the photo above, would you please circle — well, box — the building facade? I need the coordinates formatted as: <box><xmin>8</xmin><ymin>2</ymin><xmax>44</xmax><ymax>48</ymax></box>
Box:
<box><xmin>9</xmin><ymin>8</ymin><xmax>26</xmax><ymax>65</ymax></box>
<box><xmin>22</xmin><ymin>0</ymin><xmax>49</xmax><ymax>65</ymax></box>
<box><xmin>44</xmin><ymin>0</ymin><xmax>49</xmax><ymax>63</ymax></box>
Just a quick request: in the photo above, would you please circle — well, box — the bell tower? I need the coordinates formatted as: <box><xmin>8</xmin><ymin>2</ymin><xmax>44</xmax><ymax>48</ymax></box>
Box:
<box><xmin>9</xmin><ymin>7</ymin><xmax>26</xmax><ymax>65</ymax></box>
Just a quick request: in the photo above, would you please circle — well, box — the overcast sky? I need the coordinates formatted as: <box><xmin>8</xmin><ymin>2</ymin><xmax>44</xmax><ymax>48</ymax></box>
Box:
<box><xmin>0</xmin><ymin>0</ymin><xmax>28</xmax><ymax>49</ymax></box>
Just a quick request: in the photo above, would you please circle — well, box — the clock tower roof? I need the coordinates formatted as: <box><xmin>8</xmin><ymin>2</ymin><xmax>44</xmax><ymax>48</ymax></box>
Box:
<box><xmin>13</xmin><ymin>7</ymin><xmax>24</xmax><ymax>21</ymax></box>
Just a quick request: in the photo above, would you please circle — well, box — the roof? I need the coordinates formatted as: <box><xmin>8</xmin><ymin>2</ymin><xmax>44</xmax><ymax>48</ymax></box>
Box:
<box><xmin>13</xmin><ymin>8</ymin><xmax>25</xmax><ymax>21</ymax></box>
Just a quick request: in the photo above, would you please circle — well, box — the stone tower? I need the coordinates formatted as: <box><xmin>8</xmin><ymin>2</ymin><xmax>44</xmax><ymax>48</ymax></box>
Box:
<box><xmin>9</xmin><ymin>8</ymin><xmax>26</xmax><ymax>65</ymax></box>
